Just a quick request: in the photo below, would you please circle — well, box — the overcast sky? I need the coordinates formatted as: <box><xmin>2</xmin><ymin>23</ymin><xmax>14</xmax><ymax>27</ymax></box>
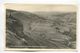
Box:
<box><xmin>5</xmin><ymin>3</ymin><xmax>77</xmax><ymax>12</ymax></box>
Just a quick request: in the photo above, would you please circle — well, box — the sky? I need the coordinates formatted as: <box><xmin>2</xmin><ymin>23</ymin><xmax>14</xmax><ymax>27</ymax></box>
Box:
<box><xmin>5</xmin><ymin>3</ymin><xmax>77</xmax><ymax>12</ymax></box>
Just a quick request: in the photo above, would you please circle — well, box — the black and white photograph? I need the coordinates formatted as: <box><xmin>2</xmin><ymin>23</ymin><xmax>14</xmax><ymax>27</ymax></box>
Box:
<box><xmin>5</xmin><ymin>4</ymin><xmax>76</xmax><ymax>50</ymax></box>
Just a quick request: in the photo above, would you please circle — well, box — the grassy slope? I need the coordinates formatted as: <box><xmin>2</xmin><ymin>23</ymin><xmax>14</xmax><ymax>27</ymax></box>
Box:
<box><xmin>6</xmin><ymin>9</ymin><xmax>76</xmax><ymax>49</ymax></box>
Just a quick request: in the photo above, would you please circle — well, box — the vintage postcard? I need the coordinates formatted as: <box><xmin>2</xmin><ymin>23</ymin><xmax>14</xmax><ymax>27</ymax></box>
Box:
<box><xmin>5</xmin><ymin>4</ymin><xmax>77</xmax><ymax>51</ymax></box>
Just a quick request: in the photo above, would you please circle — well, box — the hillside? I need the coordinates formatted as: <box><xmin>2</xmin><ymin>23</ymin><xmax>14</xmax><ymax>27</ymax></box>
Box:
<box><xmin>6</xmin><ymin>9</ymin><xmax>76</xmax><ymax>49</ymax></box>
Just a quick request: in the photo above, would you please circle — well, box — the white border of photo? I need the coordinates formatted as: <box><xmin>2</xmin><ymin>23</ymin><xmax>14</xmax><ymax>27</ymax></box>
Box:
<box><xmin>0</xmin><ymin>0</ymin><xmax>80</xmax><ymax>53</ymax></box>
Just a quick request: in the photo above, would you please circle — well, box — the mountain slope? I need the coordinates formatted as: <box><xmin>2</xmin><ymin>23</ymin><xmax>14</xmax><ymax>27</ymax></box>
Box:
<box><xmin>6</xmin><ymin>9</ymin><xmax>76</xmax><ymax>49</ymax></box>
